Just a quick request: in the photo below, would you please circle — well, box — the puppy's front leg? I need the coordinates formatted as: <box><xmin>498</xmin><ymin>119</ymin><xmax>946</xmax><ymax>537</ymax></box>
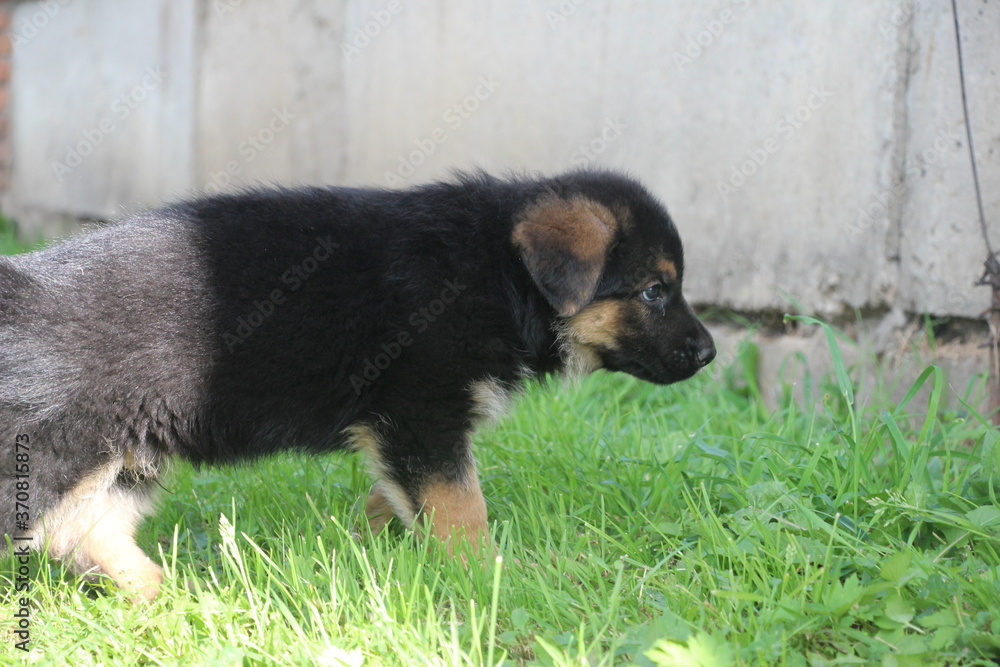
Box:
<box><xmin>364</xmin><ymin>485</ymin><xmax>397</xmax><ymax>535</ymax></box>
<box><xmin>416</xmin><ymin>460</ymin><xmax>489</xmax><ymax>553</ymax></box>
<box><xmin>350</xmin><ymin>423</ymin><xmax>491</xmax><ymax>558</ymax></box>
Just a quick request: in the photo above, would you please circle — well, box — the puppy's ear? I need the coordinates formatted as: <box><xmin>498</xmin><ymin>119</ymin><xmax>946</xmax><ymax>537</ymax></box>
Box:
<box><xmin>512</xmin><ymin>197</ymin><xmax>616</xmax><ymax>317</ymax></box>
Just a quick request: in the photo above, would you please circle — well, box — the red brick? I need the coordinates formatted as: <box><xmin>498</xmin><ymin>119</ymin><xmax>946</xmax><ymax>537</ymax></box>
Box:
<box><xmin>0</xmin><ymin>10</ymin><xmax>10</xmax><ymax>32</ymax></box>
<box><xmin>0</xmin><ymin>36</ymin><xmax>9</xmax><ymax>56</ymax></box>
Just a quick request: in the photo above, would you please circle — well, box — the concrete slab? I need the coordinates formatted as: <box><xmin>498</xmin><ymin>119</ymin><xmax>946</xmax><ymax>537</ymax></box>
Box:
<box><xmin>897</xmin><ymin>0</ymin><xmax>998</xmax><ymax>318</ymax></box>
<box><xmin>7</xmin><ymin>0</ymin><xmax>197</xmax><ymax>226</ymax></box>
<box><xmin>195</xmin><ymin>0</ymin><xmax>349</xmax><ymax>193</ymax></box>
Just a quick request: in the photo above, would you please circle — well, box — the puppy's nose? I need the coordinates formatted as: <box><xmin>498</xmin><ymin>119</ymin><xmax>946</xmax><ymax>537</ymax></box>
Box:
<box><xmin>695</xmin><ymin>338</ymin><xmax>716</xmax><ymax>367</ymax></box>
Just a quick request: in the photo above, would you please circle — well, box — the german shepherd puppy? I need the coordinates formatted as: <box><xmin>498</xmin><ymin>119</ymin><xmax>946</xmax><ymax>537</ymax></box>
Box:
<box><xmin>1</xmin><ymin>170</ymin><xmax>714</xmax><ymax>600</ymax></box>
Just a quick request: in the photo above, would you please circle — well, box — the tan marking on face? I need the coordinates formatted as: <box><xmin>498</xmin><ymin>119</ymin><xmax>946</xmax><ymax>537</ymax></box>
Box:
<box><xmin>555</xmin><ymin>302</ymin><xmax>617</xmax><ymax>381</ymax></box>
<box><xmin>28</xmin><ymin>459</ymin><xmax>163</xmax><ymax>601</ymax></box>
<box><xmin>564</xmin><ymin>300</ymin><xmax>624</xmax><ymax>350</ymax></box>
<box><xmin>656</xmin><ymin>258</ymin><xmax>678</xmax><ymax>281</ymax></box>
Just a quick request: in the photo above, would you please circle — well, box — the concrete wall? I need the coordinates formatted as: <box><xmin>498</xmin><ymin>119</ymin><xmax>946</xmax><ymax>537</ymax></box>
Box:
<box><xmin>0</xmin><ymin>3</ymin><xmax>13</xmax><ymax>194</ymax></box>
<box><xmin>8</xmin><ymin>0</ymin><xmax>197</xmax><ymax>227</ymax></box>
<box><xmin>3</xmin><ymin>0</ymin><xmax>998</xmax><ymax>321</ymax></box>
<box><xmin>197</xmin><ymin>1</ymin><xmax>348</xmax><ymax>192</ymax></box>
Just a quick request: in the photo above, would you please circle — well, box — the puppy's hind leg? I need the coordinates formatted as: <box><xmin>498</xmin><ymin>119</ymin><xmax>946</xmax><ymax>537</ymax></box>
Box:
<box><xmin>77</xmin><ymin>481</ymin><xmax>163</xmax><ymax>603</ymax></box>
<box><xmin>32</xmin><ymin>463</ymin><xmax>163</xmax><ymax>602</ymax></box>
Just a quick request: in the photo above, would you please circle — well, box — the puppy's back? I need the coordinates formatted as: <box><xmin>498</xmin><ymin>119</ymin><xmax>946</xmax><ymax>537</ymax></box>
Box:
<box><xmin>1</xmin><ymin>213</ymin><xmax>217</xmax><ymax>532</ymax></box>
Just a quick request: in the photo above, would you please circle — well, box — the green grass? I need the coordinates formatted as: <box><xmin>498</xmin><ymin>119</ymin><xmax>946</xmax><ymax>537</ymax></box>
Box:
<box><xmin>0</xmin><ymin>216</ymin><xmax>41</xmax><ymax>255</ymax></box>
<box><xmin>2</xmin><ymin>297</ymin><xmax>998</xmax><ymax>664</ymax></box>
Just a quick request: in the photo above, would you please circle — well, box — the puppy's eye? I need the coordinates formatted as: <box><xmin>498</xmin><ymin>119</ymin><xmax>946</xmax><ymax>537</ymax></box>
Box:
<box><xmin>640</xmin><ymin>284</ymin><xmax>664</xmax><ymax>302</ymax></box>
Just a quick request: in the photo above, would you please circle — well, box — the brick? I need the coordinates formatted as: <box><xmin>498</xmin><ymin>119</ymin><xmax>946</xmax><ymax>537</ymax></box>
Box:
<box><xmin>0</xmin><ymin>60</ymin><xmax>9</xmax><ymax>84</ymax></box>
<box><xmin>0</xmin><ymin>36</ymin><xmax>9</xmax><ymax>56</ymax></box>
<box><xmin>0</xmin><ymin>11</ymin><xmax>10</xmax><ymax>32</ymax></box>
